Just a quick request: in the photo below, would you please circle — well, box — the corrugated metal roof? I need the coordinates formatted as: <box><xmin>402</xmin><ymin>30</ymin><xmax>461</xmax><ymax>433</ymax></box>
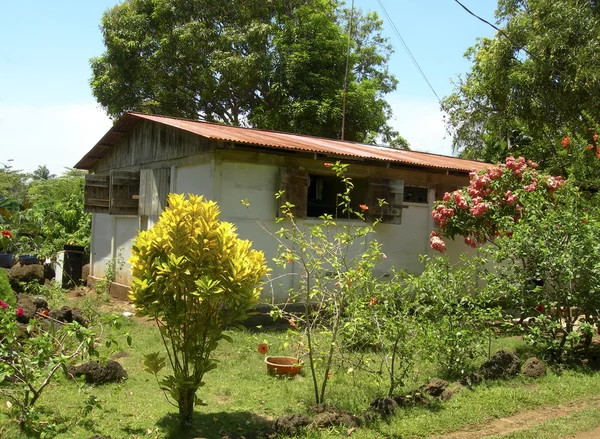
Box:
<box><xmin>75</xmin><ymin>112</ymin><xmax>489</xmax><ymax>172</ymax></box>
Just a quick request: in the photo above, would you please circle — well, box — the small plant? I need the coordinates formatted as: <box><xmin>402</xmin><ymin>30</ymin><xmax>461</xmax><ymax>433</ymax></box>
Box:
<box><xmin>252</xmin><ymin>161</ymin><xmax>387</xmax><ymax>404</ymax></box>
<box><xmin>0</xmin><ymin>300</ymin><xmax>96</xmax><ymax>435</ymax></box>
<box><xmin>130</xmin><ymin>194</ymin><xmax>267</xmax><ymax>427</ymax></box>
<box><xmin>0</xmin><ymin>269</ymin><xmax>15</xmax><ymax>307</ymax></box>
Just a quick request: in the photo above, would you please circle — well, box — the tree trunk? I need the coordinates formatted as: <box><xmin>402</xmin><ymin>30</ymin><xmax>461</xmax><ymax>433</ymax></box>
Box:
<box><xmin>178</xmin><ymin>388</ymin><xmax>196</xmax><ymax>427</ymax></box>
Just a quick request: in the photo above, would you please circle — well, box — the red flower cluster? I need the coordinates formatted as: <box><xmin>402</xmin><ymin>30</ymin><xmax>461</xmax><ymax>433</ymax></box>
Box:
<box><xmin>561</xmin><ymin>136</ymin><xmax>570</xmax><ymax>148</ymax></box>
<box><xmin>431</xmin><ymin>205</ymin><xmax>455</xmax><ymax>227</ymax></box>
<box><xmin>429</xmin><ymin>231</ymin><xmax>446</xmax><ymax>253</ymax></box>
<box><xmin>0</xmin><ymin>300</ymin><xmax>7</xmax><ymax>310</ymax></box>
<box><xmin>464</xmin><ymin>236</ymin><xmax>477</xmax><ymax>248</ymax></box>
<box><xmin>469</xmin><ymin>199</ymin><xmax>489</xmax><ymax>217</ymax></box>
<box><xmin>504</xmin><ymin>190</ymin><xmax>519</xmax><ymax>205</ymax></box>
<box><xmin>1</xmin><ymin>230</ymin><xmax>12</xmax><ymax>238</ymax></box>
<box><xmin>16</xmin><ymin>307</ymin><xmax>24</xmax><ymax>317</ymax></box>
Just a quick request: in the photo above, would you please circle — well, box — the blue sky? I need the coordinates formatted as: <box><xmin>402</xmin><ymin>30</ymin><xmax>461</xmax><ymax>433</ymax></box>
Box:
<box><xmin>0</xmin><ymin>0</ymin><xmax>497</xmax><ymax>175</ymax></box>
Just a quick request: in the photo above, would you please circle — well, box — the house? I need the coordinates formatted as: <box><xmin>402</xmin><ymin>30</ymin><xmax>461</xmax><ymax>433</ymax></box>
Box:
<box><xmin>75</xmin><ymin>112</ymin><xmax>487</xmax><ymax>301</ymax></box>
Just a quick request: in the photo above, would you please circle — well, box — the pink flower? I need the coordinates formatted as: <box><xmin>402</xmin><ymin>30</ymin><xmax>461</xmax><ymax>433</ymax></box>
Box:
<box><xmin>464</xmin><ymin>236</ymin><xmax>477</xmax><ymax>248</ymax></box>
<box><xmin>523</xmin><ymin>179</ymin><xmax>538</xmax><ymax>192</ymax></box>
<box><xmin>0</xmin><ymin>300</ymin><xmax>7</xmax><ymax>310</ymax></box>
<box><xmin>429</xmin><ymin>232</ymin><xmax>446</xmax><ymax>253</ymax></box>
<box><xmin>504</xmin><ymin>191</ymin><xmax>518</xmax><ymax>205</ymax></box>
<box><xmin>470</xmin><ymin>202</ymin><xmax>489</xmax><ymax>217</ymax></box>
<box><xmin>16</xmin><ymin>307</ymin><xmax>24</xmax><ymax>317</ymax></box>
<box><xmin>594</xmin><ymin>133</ymin><xmax>599</xmax><ymax>142</ymax></box>
<box><xmin>382</xmin><ymin>253</ymin><xmax>388</xmax><ymax>259</ymax></box>
<box><xmin>453</xmin><ymin>191</ymin><xmax>469</xmax><ymax>209</ymax></box>
<box><xmin>324</xmin><ymin>162</ymin><xmax>333</xmax><ymax>168</ymax></box>
<box><xmin>442</xmin><ymin>192</ymin><xmax>451</xmax><ymax>202</ymax></box>
<box><xmin>487</xmin><ymin>167</ymin><xmax>504</xmax><ymax>180</ymax></box>
<box><xmin>467</xmin><ymin>186</ymin><xmax>481</xmax><ymax>198</ymax></box>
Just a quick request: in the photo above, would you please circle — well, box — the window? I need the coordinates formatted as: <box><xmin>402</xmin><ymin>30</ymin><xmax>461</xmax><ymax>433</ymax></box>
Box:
<box><xmin>403</xmin><ymin>186</ymin><xmax>428</xmax><ymax>204</ymax></box>
<box><xmin>279</xmin><ymin>168</ymin><xmax>404</xmax><ymax>224</ymax></box>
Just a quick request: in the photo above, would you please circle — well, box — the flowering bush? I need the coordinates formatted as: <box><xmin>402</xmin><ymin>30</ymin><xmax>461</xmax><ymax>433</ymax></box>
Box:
<box><xmin>0</xmin><ymin>229</ymin><xmax>13</xmax><ymax>252</ymax></box>
<box><xmin>431</xmin><ymin>156</ymin><xmax>600</xmax><ymax>361</ymax></box>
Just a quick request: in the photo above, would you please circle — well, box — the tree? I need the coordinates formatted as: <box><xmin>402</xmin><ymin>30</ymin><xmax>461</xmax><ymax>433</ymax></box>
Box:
<box><xmin>31</xmin><ymin>165</ymin><xmax>55</xmax><ymax>181</ymax></box>
<box><xmin>90</xmin><ymin>0</ymin><xmax>406</xmax><ymax>146</ymax></box>
<box><xmin>442</xmin><ymin>0</ymin><xmax>600</xmax><ymax>173</ymax></box>
<box><xmin>130</xmin><ymin>194</ymin><xmax>267</xmax><ymax>426</ymax></box>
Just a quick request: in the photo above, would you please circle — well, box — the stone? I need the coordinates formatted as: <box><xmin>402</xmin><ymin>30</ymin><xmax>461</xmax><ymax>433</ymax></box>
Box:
<box><xmin>68</xmin><ymin>360</ymin><xmax>128</xmax><ymax>385</ymax></box>
<box><xmin>419</xmin><ymin>378</ymin><xmax>449</xmax><ymax>397</ymax></box>
<box><xmin>369</xmin><ymin>397</ymin><xmax>398</xmax><ymax>416</ymax></box>
<box><xmin>16</xmin><ymin>294</ymin><xmax>36</xmax><ymax>323</ymax></box>
<box><xmin>49</xmin><ymin>306</ymin><xmax>73</xmax><ymax>323</ymax></box>
<box><xmin>479</xmin><ymin>350</ymin><xmax>521</xmax><ymax>380</ymax></box>
<box><xmin>32</xmin><ymin>296</ymin><xmax>48</xmax><ymax>310</ymax></box>
<box><xmin>522</xmin><ymin>357</ymin><xmax>547</xmax><ymax>378</ymax></box>
<box><xmin>309</xmin><ymin>405</ymin><xmax>361</xmax><ymax>429</ymax></box>
<box><xmin>82</xmin><ymin>264</ymin><xmax>90</xmax><ymax>285</ymax></box>
<box><xmin>8</xmin><ymin>264</ymin><xmax>44</xmax><ymax>292</ymax></box>
<box><xmin>273</xmin><ymin>414</ymin><xmax>312</xmax><ymax>435</ymax></box>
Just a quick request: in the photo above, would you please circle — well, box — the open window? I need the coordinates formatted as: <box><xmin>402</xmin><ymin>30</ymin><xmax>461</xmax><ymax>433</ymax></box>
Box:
<box><xmin>403</xmin><ymin>186</ymin><xmax>428</xmax><ymax>204</ymax></box>
<box><xmin>84</xmin><ymin>170</ymin><xmax>140</xmax><ymax>215</ymax></box>
<box><xmin>279</xmin><ymin>168</ymin><xmax>404</xmax><ymax>223</ymax></box>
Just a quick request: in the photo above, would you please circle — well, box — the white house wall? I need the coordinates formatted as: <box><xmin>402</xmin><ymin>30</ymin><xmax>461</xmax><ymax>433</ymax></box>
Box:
<box><xmin>173</xmin><ymin>161</ymin><xmax>214</xmax><ymax>199</ymax></box>
<box><xmin>90</xmin><ymin>214</ymin><xmax>138</xmax><ymax>285</ymax></box>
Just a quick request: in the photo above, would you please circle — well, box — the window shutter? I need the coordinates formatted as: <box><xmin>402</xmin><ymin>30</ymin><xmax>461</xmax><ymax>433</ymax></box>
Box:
<box><xmin>279</xmin><ymin>169</ymin><xmax>309</xmax><ymax>219</ymax></box>
<box><xmin>83</xmin><ymin>174</ymin><xmax>110</xmax><ymax>214</ymax></box>
<box><xmin>109</xmin><ymin>170</ymin><xmax>140</xmax><ymax>215</ymax></box>
<box><xmin>367</xmin><ymin>178</ymin><xmax>404</xmax><ymax>224</ymax></box>
<box><xmin>139</xmin><ymin>168</ymin><xmax>171</xmax><ymax>216</ymax></box>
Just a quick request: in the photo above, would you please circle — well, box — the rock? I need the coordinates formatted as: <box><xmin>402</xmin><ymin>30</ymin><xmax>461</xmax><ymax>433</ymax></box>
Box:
<box><xmin>68</xmin><ymin>360</ymin><xmax>128</xmax><ymax>385</ymax></box>
<box><xmin>32</xmin><ymin>296</ymin><xmax>48</xmax><ymax>310</ymax></box>
<box><xmin>419</xmin><ymin>378</ymin><xmax>449</xmax><ymax>397</ymax></box>
<box><xmin>308</xmin><ymin>405</ymin><xmax>361</xmax><ymax>429</ymax></box>
<box><xmin>49</xmin><ymin>306</ymin><xmax>72</xmax><ymax>323</ymax></box>
<box><xmin>16</xmin><ymin>294</ymin><xmax>36</xmax><ymax>323</ymax></box>
<box><xmin>479</xmin><ymin>350</ymin><xmax>521</xmax><ymax>380</ymax></box>
<box><xmin>82</xmin><ymin>264</ymin><xmax>90</xmax><ymax>285</ymax></box>
<box><xmin>71</xmin><ymin>308</ymin><xmax>87</xmax><ymax>327</ymax></box>
<box><xmin>273</xmin><ymin>414</ymin><xmax>312</xmax><ymax>435</ymax></box>
<box><xmin>369</xmin><ymin>397</ymin><xmax>398</xmax><ymax>416</ymax></box>
<box><xmin>43</xmin><ymin>263</ymin><xmax>55</xmax><ymax>281</ymax></box>
<box><xmin>392</xmin><ymin>391</ymin><xmax>429</xmax><ymax>407</ymax></box>
<box><xmin>522</xmin><ymin>357</ymin><xmax>547</xmax><ymax>378</ymax></box>
<box><xmin>440</xmin><ymin>382</ymin><xmax>464</xmax><ymax>401</ymax></box>
<box><xmin>8</xmin><ymin>264</ymin><xmax>44</xmax><ymax>292</ymax></box>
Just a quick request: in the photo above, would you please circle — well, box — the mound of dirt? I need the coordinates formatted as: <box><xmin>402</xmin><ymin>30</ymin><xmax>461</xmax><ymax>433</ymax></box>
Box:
<box><xmin>479</xmin><ymin>350</ymin><xmax>521</xmax><ymax>379</ymax></box>
<box><xmin>68</xmin><ymin>360</ymin><xmax>127</xmax><ymax>385</ymax></box>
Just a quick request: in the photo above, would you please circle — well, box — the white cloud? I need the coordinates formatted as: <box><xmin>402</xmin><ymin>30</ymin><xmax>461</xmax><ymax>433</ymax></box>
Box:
<box><xmin>386</xmin><ymin>96</ymin><xmax>455</xmax><ymax>157</ymax></box>
<box><xmin>0</xmin><ymin>103</ymin><xmax>112</xmax><ymax>175</ymax></box>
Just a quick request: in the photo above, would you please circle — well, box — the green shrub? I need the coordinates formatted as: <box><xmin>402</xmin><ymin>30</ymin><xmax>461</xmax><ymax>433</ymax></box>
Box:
<box><xmin>130</xmin><ymin>194</ymin><xmax>268</xmax><ymax>427</ymax></box>
<box><xmin>0</xmin><ymin>269</ymin><xmax>15</xmax><ymax>307</ymax></box>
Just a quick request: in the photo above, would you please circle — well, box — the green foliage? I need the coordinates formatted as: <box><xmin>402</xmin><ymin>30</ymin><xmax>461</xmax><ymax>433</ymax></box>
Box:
<box><xmin>90</xmin><ymin>0</ymin><xmax>406</xmax><ymax>145</ymax></box>
<box><xmin>129</xmin><ymin>193</ymin><xmax>267</xmax><ymax>426</ymax></box>
<box><xmin>341</xmin><ymin>272</ymin><xmax>423</xmax><ymax>395</ymax></box>
<box><xmin>442</xmin><ymin>0</ymin><xmax>600</xmax><ymax>176</ymax></box>
<box><xmin>412</xmin><ymin>255</ymin><xmax>501</xmax><ymax>378</ymax></box>
<box><xmin>262</xmin><ymin>161</ymin><xmax>387</xmax><ymax>404</ymax></box>
<box><xmin>0</xmin><ymin>270</ymin><xmax>15</xmax><ymax>307</ymax></box>
<box><xmin>0</xmin><ymin>304</ymin><xmax>96</xmax><ymax>436</ymax></box>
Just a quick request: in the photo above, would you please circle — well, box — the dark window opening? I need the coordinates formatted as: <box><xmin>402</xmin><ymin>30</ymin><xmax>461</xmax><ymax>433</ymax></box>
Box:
<box><xmin>403</xmin><ymin>186</ymin><xmax>428</xmax><ymax>204</ymax></box>
<box><xmin>307</xmin><ymin>174</ymin><xmax>368</xmax><ymax>218</ymax></box>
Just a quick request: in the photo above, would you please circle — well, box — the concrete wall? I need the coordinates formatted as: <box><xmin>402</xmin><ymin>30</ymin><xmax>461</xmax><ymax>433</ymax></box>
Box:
<box><xmin>89</xmin><ymin>156</ymin><xmax>475</xmax><ymax>299</ymax></box>
<box><xmin>90</xmin><ymin>214</ymin><xmax>138</xmax><ymax>285</ymax></box>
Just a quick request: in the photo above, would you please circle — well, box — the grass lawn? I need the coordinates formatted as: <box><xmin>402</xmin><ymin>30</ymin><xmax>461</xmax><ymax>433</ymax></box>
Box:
<box><xmin>2</xmin><ymin>312</ymin><xmax>600</xmax><ymax>439</ymax></box>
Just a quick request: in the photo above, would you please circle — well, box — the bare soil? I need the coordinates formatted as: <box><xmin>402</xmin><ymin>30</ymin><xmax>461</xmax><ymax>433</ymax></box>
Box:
<box><xmin>432</xmin><ymin>396</ymin><xmax>600</xmax><ymax>438</ymax></box>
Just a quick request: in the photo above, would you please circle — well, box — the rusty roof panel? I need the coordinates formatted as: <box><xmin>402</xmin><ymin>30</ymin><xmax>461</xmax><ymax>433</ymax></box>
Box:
<box><xmin>75</xmin><ymin>112</ymin><xmax>489</xmax><ymax>173</ymax></box>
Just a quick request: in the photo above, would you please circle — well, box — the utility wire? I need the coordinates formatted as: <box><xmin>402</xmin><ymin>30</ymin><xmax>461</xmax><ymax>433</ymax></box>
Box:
<box><xmin>376</xmin><ymin>0</ymin><xmax>441</xmax><ymax>103</ymax></box>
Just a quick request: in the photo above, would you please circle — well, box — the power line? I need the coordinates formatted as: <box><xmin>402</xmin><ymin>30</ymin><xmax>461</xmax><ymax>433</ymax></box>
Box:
<box><xmin>376</xmin><ymin>0</ymin><xmax>441</xmax><ymax>103</ymax></box>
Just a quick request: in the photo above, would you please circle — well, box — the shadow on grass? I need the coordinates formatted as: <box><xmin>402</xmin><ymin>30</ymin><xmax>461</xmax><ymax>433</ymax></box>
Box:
<box><xmin>152</xmin><ymin>410</ymin><xmax>272</xmax><ymax>439</ymax></box>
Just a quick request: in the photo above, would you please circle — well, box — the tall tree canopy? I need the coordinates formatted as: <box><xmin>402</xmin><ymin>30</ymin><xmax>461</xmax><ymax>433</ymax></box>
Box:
<box><xmin>91</xmin><ymin>0</ymin><xmax>407</xmax><ymax>146</ymax></box>
<box><xmin>442</xmin><ymin>0</ymin><xmax>600</xmax><ymax>173</ymax></box>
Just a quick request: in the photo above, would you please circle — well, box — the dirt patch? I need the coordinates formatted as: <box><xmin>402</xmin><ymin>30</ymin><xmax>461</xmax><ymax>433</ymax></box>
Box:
<box><xmin>432</xmin><ymin>396</ymin><xmax>600</xmax><ymax>439</ymax></box>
